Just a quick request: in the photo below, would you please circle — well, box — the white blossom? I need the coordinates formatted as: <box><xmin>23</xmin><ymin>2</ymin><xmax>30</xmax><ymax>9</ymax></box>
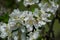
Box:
<box><xmin>14</xmin><ymin>36</ymin><xmax>18</xmax><ymax>40</ymax></box>
<box><xmin>17</xmin><ymin>0</ymin><xmax>21</xmax><ymax>2</ymax></box>
<box><xmin>23</xmin><ymin>0</ymin><xmax>39</xmax><ymax>6</ymax></box>
<box><xmin>38</xmin><ymin>1</ymin><xmax>59</xmax><ymax>14</ymax></box>
<box><xmin>0</xmin><ymin>22</ymin><xmax>8</xmax><ymax>38</ymax></box>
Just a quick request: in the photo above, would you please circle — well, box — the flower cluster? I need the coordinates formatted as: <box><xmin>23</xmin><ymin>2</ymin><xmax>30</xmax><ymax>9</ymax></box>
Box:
<box><xmin>0</xmin><ymin>0</ymin><xmax>59</xmax><ymax>40</ymax></box>
<box><xmin>23</xmin><ymin>0</ymin><xmax>39</xmax><ymax>6</ymax></box>
<box><xmin>38</xmin><ymin>0</ymin><xmax>59</xmax><ymax>14</ymax></box>
<box><xmin>0</xmin><ymin>8</ymin><xmax>51</xmax><ymax>40</ymax></box>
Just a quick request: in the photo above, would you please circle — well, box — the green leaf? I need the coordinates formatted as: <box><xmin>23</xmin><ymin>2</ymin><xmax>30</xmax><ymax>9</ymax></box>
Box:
<box><xmin>0</xmin><ymin>13</ymin><xmax>9</xmax><ymax>23</ymax></box>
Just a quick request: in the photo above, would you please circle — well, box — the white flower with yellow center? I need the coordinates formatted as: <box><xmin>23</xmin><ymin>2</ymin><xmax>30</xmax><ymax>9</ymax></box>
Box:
<box><xmin>9</xmin><ymin>9</ymin><xmax>21</xmax><ymax>21</ymax></box>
